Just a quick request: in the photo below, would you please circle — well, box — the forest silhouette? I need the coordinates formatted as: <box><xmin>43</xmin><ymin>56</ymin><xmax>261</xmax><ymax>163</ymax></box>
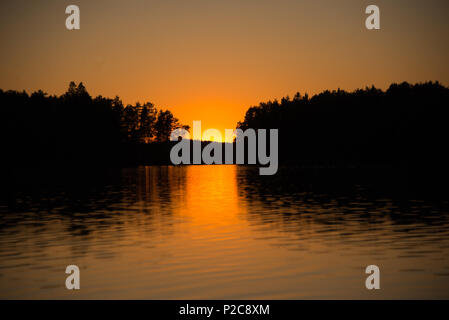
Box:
<box><xmin>0</xmin><ymin>81</ymin><xmax>189</xmax><ymax>166</ymax></box>
<box><xmin>237</xmin><ymin>81</ymin><xmax>449</xmax><ymax>172</ymax></box>
<box><xmin>1</xmin><ymin>81</ymin><xmax>448</xmax><ymax>178</ymax></box>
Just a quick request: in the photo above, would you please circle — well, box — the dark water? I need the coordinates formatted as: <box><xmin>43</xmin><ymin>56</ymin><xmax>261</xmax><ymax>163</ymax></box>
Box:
<box><xmin>1</xmin><ymin>166</ymin><xmax>449</xmax><ymax>299</ymax></box>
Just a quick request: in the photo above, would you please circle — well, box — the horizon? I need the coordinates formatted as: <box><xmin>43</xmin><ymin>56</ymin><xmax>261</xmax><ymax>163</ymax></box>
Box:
<box><xmin>3</xmin><ymin>79</ymin><xmax>444</xmax><ymax>142</ymax></box>
<box><xmin>1</xmin><ymin>0</ymin><xmax>448</xmax><ymax>141</ymax></box>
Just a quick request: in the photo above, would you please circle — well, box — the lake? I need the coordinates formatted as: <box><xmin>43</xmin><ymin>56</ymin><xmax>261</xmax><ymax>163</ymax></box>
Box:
<box><xmin>1</xmin><ymin>165</ymin><xmax>448</xmax><ymax>299</ymax></box>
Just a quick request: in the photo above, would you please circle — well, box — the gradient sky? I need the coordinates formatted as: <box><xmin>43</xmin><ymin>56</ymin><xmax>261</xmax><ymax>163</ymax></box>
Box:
<box><xmin>1</xmin><ymin>0</ymin><xmax>448</xmax><ymax>138</ymax></box>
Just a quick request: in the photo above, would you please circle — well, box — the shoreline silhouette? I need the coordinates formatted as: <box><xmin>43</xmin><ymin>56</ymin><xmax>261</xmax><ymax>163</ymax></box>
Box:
<box><xmin>1</xmin><ymin>81</ymin><xmax>448</xmax><ymax>181</ymax></box>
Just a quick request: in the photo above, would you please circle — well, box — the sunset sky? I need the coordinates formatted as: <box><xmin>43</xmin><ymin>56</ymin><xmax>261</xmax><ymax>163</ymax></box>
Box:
<box><xmin>1</xmin><ymin>0</ymin><xmax>448</xmax><ymax>139</ymax></box>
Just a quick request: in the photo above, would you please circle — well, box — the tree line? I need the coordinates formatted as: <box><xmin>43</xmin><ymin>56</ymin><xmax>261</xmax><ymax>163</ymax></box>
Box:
<box><xmin>2</xmin><ymin>80</ymin><xmax>448</xmax><ymax>173</ymax></box>
<box><xmin>0</xmin><ymin>81</ymin><xmax>188</xmax><ymax>166</ymax></box>
<box><xmin>236</xmin><ymin>81</ymin><xmax>449</xmax><ymax>173</ymax></box>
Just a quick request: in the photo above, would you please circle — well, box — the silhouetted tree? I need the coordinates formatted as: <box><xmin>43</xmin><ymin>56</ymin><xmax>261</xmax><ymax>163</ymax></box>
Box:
<box><xmin>0</xmin><ymin>81</ymin><xmax>189</xmax><ymax>166</ymax></box>
<box><xmin>237</xmin><ymin>81</ymin><xmax>449</xmax><ymax>172</ymax></box>
<box><xmin>154</xmin><ymin>110</ymin><xmax>189</xmax><ymax>142</ymax></box>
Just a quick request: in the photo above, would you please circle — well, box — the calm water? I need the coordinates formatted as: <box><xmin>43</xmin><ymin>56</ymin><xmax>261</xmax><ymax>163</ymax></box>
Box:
<box><xmin>1</xmin><ymin>165</ymin><xmax>449</xmax><ymax>299</ymax></box>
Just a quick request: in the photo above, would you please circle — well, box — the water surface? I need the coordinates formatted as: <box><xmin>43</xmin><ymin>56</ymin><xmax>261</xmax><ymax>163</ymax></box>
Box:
<box><xmin>1</xmin><ymin>165</ymin><xmax>448</xmax><ymax>299</ymax></box>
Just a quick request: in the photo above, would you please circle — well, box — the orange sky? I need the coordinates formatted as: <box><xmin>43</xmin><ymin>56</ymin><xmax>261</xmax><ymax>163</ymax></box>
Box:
<box><xmin>1</xmin><ymin>0</ymin><xmax>448</xmax><ymax>141</ymax></box>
